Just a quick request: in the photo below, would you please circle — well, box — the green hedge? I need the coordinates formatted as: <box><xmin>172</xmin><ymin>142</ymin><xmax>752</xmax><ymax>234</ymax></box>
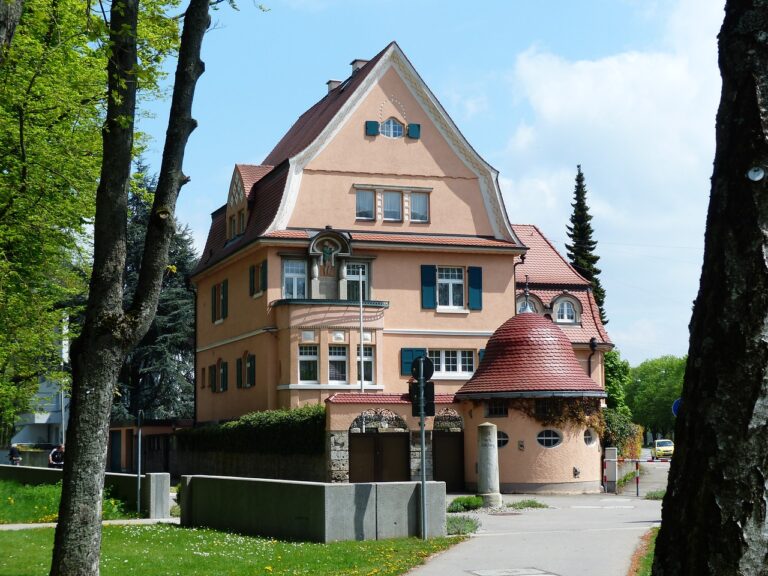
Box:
<box><xmin>176</xmin><ymin>404</ymin><xmax>325</xmax><ymax>455</ymax></box>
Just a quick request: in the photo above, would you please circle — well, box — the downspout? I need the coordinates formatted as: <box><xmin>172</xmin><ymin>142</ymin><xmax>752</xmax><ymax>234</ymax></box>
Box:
<box><xmin>587</xmin><ymin>337</ymin><xmax>598</xmax><ymax>377</ymax></box>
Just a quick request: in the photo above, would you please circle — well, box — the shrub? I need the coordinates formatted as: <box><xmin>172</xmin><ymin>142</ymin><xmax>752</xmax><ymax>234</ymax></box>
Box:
<box><xmin>602</xmin><ymin>407</ymin><xmax>643</xmax><ymax>458</ymax></box>
<box><xmin>175</xmin><ymin>404</ymin><xmax>326</xmax><ymax>455</ymax></box>
<box><xmin>507</xmin><ymin>499</ymin><xmax>548</xmax><ymax>510</ymax></box>
<box><xmin>446</xmin><ymin>514</ymin><xmax>480</xmax><ymax>535</ymax></box>
<box><xmin>645</xmin><ymin>489</ymin><xmax>666</xmax><ymax>501</ymax></box>
<box><xmin>447</xmin><ymin>495</ymin><xmax>484</xmax><ymax>513</ymax></box>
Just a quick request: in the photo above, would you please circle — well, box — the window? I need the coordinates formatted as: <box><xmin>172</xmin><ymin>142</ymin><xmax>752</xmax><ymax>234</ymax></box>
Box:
<box><xmin>236</xmin><ymin>357</ymin><xmax>243</xmax><ymax>388</ymax></box>
<box><xmin>218</xmin><ymin>360</ymin><xmax>228</xmax><ymax>392</ymax></box>
<box><xmin>410</xmin><ymin>192</ymin><xmax>429</xmax><ymax>222</ymax></box>
<box><xmin>555</xmin><ymin>299</ymin><xmax>578</xmax><ymax>323</ymax></box>
<box><xmin>211</xmin><ymin>280</ymin><xmax>228</xmax><ymax>322</ymax></box>
<box><xmin>299</xmin><ymin>345</ymin><xmax>318</xmax><ymax>383</ymax></box>
<box><xmin>356</xmin><ymin>345</ymin><xmax>374</xmax><ymax>384</ymax></box>
<box><xmin>537</xmin><ymin>429</ymin><xmax>562</xmax><ymax>448</ymax></box>
<box><xmin>238</xmin><ymin>210</ymin><xmax>245</xmax><ymax>234</ymax></box>
<box><xmin>200</xmin><ymin>367</ymin><xmax>206</xmax><ymax>389</ymax></box>
<box><xmin>497</xmin><ymin>431</ymin><xmax>510</xmax><ymax>448</ymax></box>
<box><xmin>208</xmin><ymin>365</ymin><xmax>216</xmax><ymax>392</ymax></box>
<box><xmin>356</xmin><ymin>190</ymin><xmax>375</xmax><ymax>220</ymax></box>
<box><xmin>328</xmin><ymin>346</ymin><xmax>348</xmax><ymax>383</ymax></box>
<box><xmin>383</xmin><ymin>191</ymin><xmax>402</xmax><ymax>221</ymax></box>
<box><xmin>584</xmin><ymin>428</ymin><xmax>596</xmax><ymax>446</ymax></box>
<box><xmin>438</xmin><ymin>267</ymin><xmax>464</xmax><ymax>309</ymax></box>
<box><xmin>246</xmin><ymin>354</ymin><xmax>256</xmax><ymax>388</ymax></box>
<box><xmin>381</xmin><ymin>117</ymin><xmax>404</xmax><ymax>138</ymax></box>
<box><xmin>428</xmin><ymin>350</ymin><xmax>475</xmax><ymax>377</ymax></box>
<box><xmin>347</xmin><ymin>262</ymin><xmax>368</xmax><ymax>302</ymax></box>
<box><xmin>283</xmin><ymin>260</ymin><xmax>306</xmax><ymax>299</ymax></box>
<box><xmin>517</xmin><ymin>298</ymin><xmax>537</xmax><ymax>314</ymax></box>
<box><xmin>485</xmin><ymin>399</ymin><xmax>508</xmax><ymax>418</ymax></box>
<box><xmin>249</xmin><ymin>260</ymin><xmax>268</xmax><ymax>297</ymax></box>
<box><xmin>229</xmin><ymin>215</ymin><xmax>236</xmax><ymax>238</ymax></box>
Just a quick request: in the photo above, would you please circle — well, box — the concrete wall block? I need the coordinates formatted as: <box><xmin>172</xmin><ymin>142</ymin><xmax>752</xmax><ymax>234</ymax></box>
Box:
<box><xmin>323</xmin><ymin>483</ymin><xmax>376</xmax><ymax>542</ymax></box>
<box><xmin>375</xmin><ymin>481</ymin><xmax>446</xmax><ymax>539</ymax></box>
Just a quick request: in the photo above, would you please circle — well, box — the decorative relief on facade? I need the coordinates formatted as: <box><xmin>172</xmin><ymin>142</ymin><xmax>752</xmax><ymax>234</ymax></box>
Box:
<box><xmin>227</xmin><ymin>170</ymin><xmax>245</xmax><ymax>208</ymax></box>
<box><xmin>349</xmin><ymin>408</ymin><xmax>408</xmax><ymax>433</ymax></box>
<box><xmin>433</xmin><ymin>408</ymin><xmax>464</xmax><ymax>432</ymax></box>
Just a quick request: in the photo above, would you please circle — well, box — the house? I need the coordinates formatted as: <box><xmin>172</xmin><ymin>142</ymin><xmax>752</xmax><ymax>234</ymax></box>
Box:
<box><xmin>191</xmin><ymin>42</ymin><xmax>611</xmax><ymax>492</ymax></box>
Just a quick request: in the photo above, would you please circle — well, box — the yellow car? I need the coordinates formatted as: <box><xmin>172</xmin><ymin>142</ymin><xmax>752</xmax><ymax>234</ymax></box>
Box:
<box><xmin>651</xmin><ymin>439</ymin><xmax>674</xmax><ymax>459</ymax></box>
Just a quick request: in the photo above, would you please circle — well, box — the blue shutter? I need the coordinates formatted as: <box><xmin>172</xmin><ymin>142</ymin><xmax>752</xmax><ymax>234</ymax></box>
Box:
<box><xmin>260</xmin><ymin>260</ymin><xmax>268</xmax><ymax>292</ymax></box>
<box><xmin>221</xmin><ymin>279</ymin><xmax>228</xmax><ymax>318</ymax></box>
<box><xmin>407</xmin><ymin>123</ymin><xmax>421</xmax><ymax>139</ymax></box>
<box><xmin>365</xmin><ymin>121</ymin><xmax>380</xmax><ymax>136</ymax></box>
<box><xmin>401</xmin><ymin>348</ymin><xmax>427</xmax><ymax>376</ymax></box>
<box><xmin>479</xmin><ymin>349</ymin><xmax>485</xmax><ymax>363</ymax></box>
<box><xmin>468</xmin><ymin>267</ymin><xmax>482</xmax><ymax>310</ymax></box>
<box><xmin>236</xmin><ymin>358</ymin><xmax>243</xmax><ymax>388</ymax></box>
<box><xmin>421</xmin><ymin>265</ymin><xmax>436</xmax><ymax>309</ymax></box>
<box><xmin>211</xmin><ymin>285</ymin><xmax>217</xmax><ymax>322</ymax></box>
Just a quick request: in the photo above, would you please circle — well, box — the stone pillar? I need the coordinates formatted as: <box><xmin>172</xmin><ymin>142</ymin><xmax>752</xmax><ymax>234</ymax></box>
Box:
<box><xmin>410</xmin><ymin>430</ymin><xmax>432</xmax><ymax>481</ymax></box>
<box><xmin>604</xmin><ymin>446</ymin><xmax>618</xmax><ymax>493</ymax></box>
<box><xmin>327</xmin><ymin>431</ymin><xmax>349</xmax><ymax>483</ymax></box>
<box><xmin>477</xmin><ymin>422</ymin><xmax>502</xmax><ymax>507</ymax></box>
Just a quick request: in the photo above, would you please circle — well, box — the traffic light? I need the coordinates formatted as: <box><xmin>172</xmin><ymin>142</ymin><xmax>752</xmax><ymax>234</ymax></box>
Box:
<box><xmin>410</xmin><ymin>380</ymin><xmax>435</xmax><ymax>417</ymax></box>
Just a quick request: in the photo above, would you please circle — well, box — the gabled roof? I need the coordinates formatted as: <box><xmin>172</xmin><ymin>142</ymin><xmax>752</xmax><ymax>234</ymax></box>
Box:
<box><xmin>455</xmin><ymin>313</ymin><xmax>606</xmax><ymax>398</ymax></box>
<box><xmin>511</xmin><ymin>224</ymin><xmax>611</xmax><ymax>346</ymax></box>
<box><xmin>238</xmin><ymin>164</ymin><xmax>274</xmax><ymax>199</ymax></box>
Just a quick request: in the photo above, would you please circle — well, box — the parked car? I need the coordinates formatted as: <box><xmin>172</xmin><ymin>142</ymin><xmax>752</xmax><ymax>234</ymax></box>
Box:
<box><xmin>651</xmin><ymin>439</ymin><xmax>674</xmax><ymax>459</ymax></box>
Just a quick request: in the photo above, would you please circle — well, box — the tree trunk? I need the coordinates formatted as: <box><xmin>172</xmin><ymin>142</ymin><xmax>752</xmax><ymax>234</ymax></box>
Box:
<box><xmin>653</xmin><ymin>2</ymin><xmax>768</xmax><ymax>574</ymax></box>
<box><xmin>49</xmin><ymin>0</ymin><xmax>210</xmax><ymax>573</ymax></box>
<box><xmin>0</xmin><ymin>0</ymin><xmax>23</xmax><ymax>65</ymax></box>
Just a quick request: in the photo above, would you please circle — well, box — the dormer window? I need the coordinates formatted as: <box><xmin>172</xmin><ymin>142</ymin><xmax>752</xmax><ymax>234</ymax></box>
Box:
<box><xmin>381</xmin><ymin>117</ymin><xmax>404</xmax><ymax>138</ymax></box>
<box><xmin>517</xmin><ymin>298</ymin><xmax>538</xmax><ymax>314</ymax></box>
<box><xmin>228</xmin><ymin>215</ymin><xmax>236</xmax><ymax>239</ymax></box>
<box><xmin>554</xmin><ymin>297</ymin><xmax>580</xmax><ymax>324</ymax></box>
<box><xmin>238</xmin><ymin>210</ymin><xmax>246</xmax><ymax>234</ymax></box>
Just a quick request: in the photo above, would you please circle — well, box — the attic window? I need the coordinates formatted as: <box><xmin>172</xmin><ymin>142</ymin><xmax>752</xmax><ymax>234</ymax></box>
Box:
<box><xmin>554</xmin><ymin>296</ymin><xmax>580</xmax><ymax>324</ymax></box>
<box><xmin>381</xmin><ymin>118</ymin><xmax>404</xmax><ymax>138</ymax></box>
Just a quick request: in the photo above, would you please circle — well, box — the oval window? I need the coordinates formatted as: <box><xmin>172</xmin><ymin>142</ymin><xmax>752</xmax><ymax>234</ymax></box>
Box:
<box><xmin>497</xmin><ymin>431</ymin><xmax>510</xmax><ymax>448</ymax></box>
<box><xmin>537</xmin><ymin>429</ymin><xmax>562</xmax><ymax>448</ymax></box>
<box><xmin>584</xmin><ymin>428</ymin><xmax>596</xmax><ymax>446</ymax></box>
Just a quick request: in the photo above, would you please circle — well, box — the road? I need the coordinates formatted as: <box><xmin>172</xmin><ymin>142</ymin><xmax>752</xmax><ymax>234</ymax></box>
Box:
<box><xmin>409</xmin><ymin>454</ymin><xmax>671</xmax><ymax>576</ymax></box>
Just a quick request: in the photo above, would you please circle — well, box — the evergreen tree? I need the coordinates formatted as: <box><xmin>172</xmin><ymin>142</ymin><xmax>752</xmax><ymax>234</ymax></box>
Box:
<box><xmin>565</xmin><ymin>165</ymin><xmax>607</xmax><ymax>323</ymax></box>
<box><xmin>111</xmin><ymin>162</ymin><xmax>197</xmax><ymax>422</ymax></box>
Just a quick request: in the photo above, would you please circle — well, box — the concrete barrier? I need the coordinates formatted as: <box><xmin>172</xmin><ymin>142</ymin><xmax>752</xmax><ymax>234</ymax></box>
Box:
<box><xmin>180</xmin><ymin>475</ymin><xmax>446</xmax><ymax>542</ymax></box>
<box><xmin>0</xmin><ymin>465</ymin><xmax>170</xmax><ymax>519</ymax></box>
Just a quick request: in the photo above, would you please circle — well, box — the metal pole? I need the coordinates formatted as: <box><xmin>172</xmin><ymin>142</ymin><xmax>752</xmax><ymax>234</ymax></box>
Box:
<box><xmin>136</xmin><ymin>410</ymin><xmax>143</xmax><ymax>516</ymax></box>
<box><xmin>359</xmin><ymin>268</ymin><xmax>364</xmax><ymax>393</ymax></box>
<box><xmin>635</xmin><ymin>460</ymin><xmax>640</xmax><ymax>497</ymax></box>
<box><xmin>419</xmin><ymin>357</ymin><xmax>427</xmax><ymax>540</ymax></box>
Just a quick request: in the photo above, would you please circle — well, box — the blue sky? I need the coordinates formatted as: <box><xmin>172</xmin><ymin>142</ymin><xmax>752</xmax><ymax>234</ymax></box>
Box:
<box><xmin>138</xmin><ymin>0</ymin><xmax>724</xmax><ymax>366</ymax></box>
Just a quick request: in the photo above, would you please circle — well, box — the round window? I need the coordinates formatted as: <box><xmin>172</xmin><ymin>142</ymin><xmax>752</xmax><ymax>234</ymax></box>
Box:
<box><xmin>537</xmin><ymin>429</ymin><xmax>562</xmax><ymax>448</ymax></box>
<box><xmin>584</xmin><ymin>428</ymin><xmax>596</xmax><ymax>446</ymax></box>
<box><xmin>497</xmin><ymin>431</ymin><xmax>509</xmax><ymax>448</ymax></box>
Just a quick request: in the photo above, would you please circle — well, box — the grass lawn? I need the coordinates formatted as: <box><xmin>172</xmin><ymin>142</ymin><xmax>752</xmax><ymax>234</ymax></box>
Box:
<box><xmin>0</xmin><ymin>524</ymin><xmax>460</xmax><ymax>576</ymax></box>
<box><xmin>628</xmin><ymin>527</ymin><xmax>659</xmax><ymax>576</ymax></box>
<box><xmin>0</xmin><ymin>480</ymin><xmax>131</xmax><ymax>524</ymax></box>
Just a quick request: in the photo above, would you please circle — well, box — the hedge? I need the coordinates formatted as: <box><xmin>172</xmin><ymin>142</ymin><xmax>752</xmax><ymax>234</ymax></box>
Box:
<box><xmin>176</xmin><ymin>404</ymin><xmax>325</xmax><ymax>455</ymax></box>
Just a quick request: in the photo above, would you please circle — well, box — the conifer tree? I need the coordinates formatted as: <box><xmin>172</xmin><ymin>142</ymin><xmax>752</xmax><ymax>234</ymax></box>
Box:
<box><xmin>565</xmin><ymin>165</ymin><xmax>607</xmax><ymax>323</ymax></box>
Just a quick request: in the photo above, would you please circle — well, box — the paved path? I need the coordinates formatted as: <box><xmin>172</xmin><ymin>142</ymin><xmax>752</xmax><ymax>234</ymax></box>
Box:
<box><xmin>409</xmin><ymin>492</ymin><xmax>662</xmax><ymax>576</ymax></box>
<box><xmin>0</xmin><ymin>517</ymin><xmax>179</xmax><ymax>531</ymax></box>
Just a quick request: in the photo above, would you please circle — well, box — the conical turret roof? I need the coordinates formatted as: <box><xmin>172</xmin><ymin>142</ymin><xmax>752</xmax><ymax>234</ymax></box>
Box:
<box><xmin>456</xmin><ymin>313</ymin><xmax>605</xmax><ymax>398</ymax></box>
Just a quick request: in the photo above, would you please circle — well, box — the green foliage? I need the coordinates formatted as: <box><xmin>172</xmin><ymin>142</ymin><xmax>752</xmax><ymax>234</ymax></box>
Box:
<box><xmin>446</xmin><ymin>514</ymin><xmax>480</xmax><ymax>535</ymax></box>
<box><xmin>507</xmin><ymin>499</ymin><xmax>549</xmax><ymax>510</ymax></box>
<box><xmin>176</xmin><ymin>404</ymin><xmax>327</xmax><ymax>455</ymax></box>
<box><xmin>636</xmin><ymin>527</ymin><xmax>659</xmax><ymax>576</ymax></box>
<box><xmin>0</xmin><ymin>524</ymin><xmax>459</xmax><ymax>575</ymax></box>
<box><xmin>602</xmin><ymin>407</ymin><xmax>643</xmax><ymax>458</ymax></box>
<box><xmin>565</xmin><ymin>165</ymin><xmax>607</xmax><ymax>324</ymax></box>
<box><xmin>626</xmin><ymin>355</ymin><xmax>686</xmax><ymax>439</ymax></box>
<box><xmin>604</xmin><ymin>349</ymin><xmax>632</xmax><ymax>418</ymax></box>
<box><xmin>446</xmin><ymin>495</ymin><xmax>484</xmax><ymax>513</ymax></box>
<box><xmin>112</xmin><ymin>161</ymin><xmax>197</xmax><ymax>421</ymax></box>
<box><xmin>0</xmin><ymin>480</ymin><xmax>130</xmax><ymax>523</ymax></box>
<box><xmin>644</xmin><ymin>489</ymin><xmax>666</xmax><ymax>501</ymax></box>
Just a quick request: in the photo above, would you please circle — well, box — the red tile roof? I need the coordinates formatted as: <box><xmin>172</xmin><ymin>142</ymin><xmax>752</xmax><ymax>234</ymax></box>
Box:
<box><xmin>455</xmin><ymin>313</ymin><xmax>605</xmax><ymax>397</ymax></box>
<box><xmin>263</xmin><ymin>43</ymin><xmax>393</xmax><ymax>166</ymax></box>
<box><xmin>237</xmin><ymin>164</ymin><xmax>274</xmax><ymax>198</ymax></box>
<box><xmin>511</xmin><ymin>224</ymin><xmax>587</xmax><ymax>285</ymax></box>
<box><xmin>262</xmin><ymin>229</ymin><xmax>520</xmax><ymax>249</ymax></box>
<box><xmin>326</xmin><ymin>393</ymin><xmax>457</xmax><ymax>405</ymax></box>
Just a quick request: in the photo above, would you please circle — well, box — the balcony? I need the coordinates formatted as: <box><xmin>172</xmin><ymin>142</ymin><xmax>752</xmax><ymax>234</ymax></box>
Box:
<box><xmin>272</xmin><ymin>299</ymin><xmax>389</xmax><ymax>331</ymax></box>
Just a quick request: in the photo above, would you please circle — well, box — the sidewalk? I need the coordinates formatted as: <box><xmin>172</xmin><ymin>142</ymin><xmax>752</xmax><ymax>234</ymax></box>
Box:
<box><xmin>408</xmin><ymin>492</ymin><xmax>661</xmax><ymax>576</ymax></box>
<box><xmin>0</xmin><ymin>517</ymin><xmax>179</xmax><ymax>531</ymax></box>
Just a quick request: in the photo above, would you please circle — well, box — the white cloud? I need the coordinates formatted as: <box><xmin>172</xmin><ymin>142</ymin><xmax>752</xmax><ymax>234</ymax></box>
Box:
<box><xmin>498</xmin><ymin>0</ymin><xmax>723</xmax><ymax>364</ymax></box>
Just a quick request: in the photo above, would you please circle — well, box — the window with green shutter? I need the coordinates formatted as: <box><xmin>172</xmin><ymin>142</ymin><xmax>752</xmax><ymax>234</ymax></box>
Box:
<box><xmin>212</xmin><ymin>280</ymin><xmax>229</xmax><ymax>321</ymax></box>
<box><xmin>401</xmin><ymin>348</ymin><xmax>427</xmax><ymax>375</ymax></box>
<box><xmin>260</xmin><ymin>260</ymin><xmax>268</xmax><ymax>292</ymax></box>
<box><xmin>365</xmin><ymin>120</ymin><xmax>380</xmax><ymax>136</ymax></box>
<box><xmin>208</xmin><ymin>365</ymin><xmax>217</xmax><ymax>393</ymax></box>
<box><xmin>236</xmin><ymin>358</ymin><xmax>243</xmax><ymax>388</ymax></box>
<box><xmin>420</xmin><ymin>265</ymin><xmax>436</xmax><ymax>309</ymax></box>
<box><xmin>468</xmin><ymin>267</ymin><xmax>482</xmax><ymax>310</ymax></box>
<box><xmin>249</xmin><ymin>265</ymin><xmax>256</xmax><ymax>296</ymax></box>
<box><xmin>246</xmin><ymin>354</ymin><xmax>256</xmax><ymax>388</ymax></box>
<box><xmin>220</xmin><ymin>361</ymin><xmax>228</xmax><ymax>392</ymax></box>
<box><xmin>407</xmin><ymin>123</ymin><xmax>421</xmax><ymax>139</ymax></box>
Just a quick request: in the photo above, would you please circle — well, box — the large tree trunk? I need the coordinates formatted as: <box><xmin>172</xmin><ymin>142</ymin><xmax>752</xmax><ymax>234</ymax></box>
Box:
<box><xmin>652</xmin><ymin>2</ymin><xmax>768</xmax><ymax>575</ymax></box>
<box><xmin>0</xmin><ymin>0</ymin><xmax>23</xmax><ymax>65</ymax></box>
<box><xmin>49</xmin><ymin>0</ymin><xmax>210</xmax><ymax>573</ymax></box>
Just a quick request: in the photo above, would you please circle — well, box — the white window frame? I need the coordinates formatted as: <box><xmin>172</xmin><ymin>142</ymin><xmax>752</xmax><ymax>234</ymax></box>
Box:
<box><xmin>517</xmin><ymin>297</ymin><xmax>538</xmax><ymax>314</ymax></box>
<box><xmin>537</xmin><ymin>429</ymin><xmax>563</xmax><ymax>448</ymax></box>
<box><xmin>381</xmin><ymin>117</ymin><xmax>404</xmax><ymax>138</ymax></box>
<box><xmin>347</xmin><ymin>262</ymin><xmax>369</xmax><ymax>301</ymax></box>
<box><xmin>299</xmin><ymin>345</ymin><xmax>318</xmax><ymax>383</ymax></box>
<box><xmin>428</xmin><ymin>349</ymin><xmax>475</xmax><ymax>379</ymax></box>
<box><xmin>356</xmin><ymin>345</ymin><xmax>374</xmax><ymax>384</ymax></box>
<box><xmin>555</xmin><ymin>298</ymin><xmax>579</xmax><ymax>324</ymax></box>
<box><xmin>410</xmin><ymin>192</ymin><xmax>429</xmax><ymax>223</ymax></box>
<box><xmin>383</xmin><ymin>191</ymin><xmax>402</xmax><ymax>221</ymax></box>
<box><xmin>437</xmin><ymin>266</ymin><xmax>465</xmax><ymax>310</ymax></box>
<box><xmin>328</xmin><ymin>345</ymin><xmax>348</xmax><ymax>384</ymax></box>
<box><xmin>283</xmin><ymin>259</ymin><xmax>307</xmax><ymax>299</ymax></box>
<box><xmin>356</xmin><ymin>189</ymin><xmax>375</xmax><ymax>220</ymax></box>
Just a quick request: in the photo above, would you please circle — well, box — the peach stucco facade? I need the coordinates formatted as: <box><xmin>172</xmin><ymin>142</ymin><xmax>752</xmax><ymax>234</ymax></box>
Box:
<box><xmin>191</xmin><ymin>43</ymin><xmax>610</xmax><ymax>493</ymax></box>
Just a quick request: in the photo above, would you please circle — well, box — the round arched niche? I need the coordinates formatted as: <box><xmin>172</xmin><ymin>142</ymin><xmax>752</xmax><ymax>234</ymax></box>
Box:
<box><xmin>349</xmin><ymin>408</ymin><xmax>408</xmax><ymax>433</ymax></box>
<box><xmin>433</xmin><ymin>408</ymin><xmax>464</xmax><ymax>432</ymax></box>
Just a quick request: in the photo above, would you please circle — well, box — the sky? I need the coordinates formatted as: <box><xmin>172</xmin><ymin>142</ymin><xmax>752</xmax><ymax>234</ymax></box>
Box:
<box><xmin>138</xmin><ymin>0</ymin><xmax>725</xmax><ymax>367</ymax></box>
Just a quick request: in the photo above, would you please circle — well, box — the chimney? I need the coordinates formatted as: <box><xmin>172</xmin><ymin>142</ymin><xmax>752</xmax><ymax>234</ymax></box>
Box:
<box><xmin>326</xmin><ymin>79</ymin><xmax>341</xmax><ymax>93</ymax></box>
<box><xmin>350</xmin><ymin>59</ymin><xmax>369</xmax><ymax>73</ymax></box>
